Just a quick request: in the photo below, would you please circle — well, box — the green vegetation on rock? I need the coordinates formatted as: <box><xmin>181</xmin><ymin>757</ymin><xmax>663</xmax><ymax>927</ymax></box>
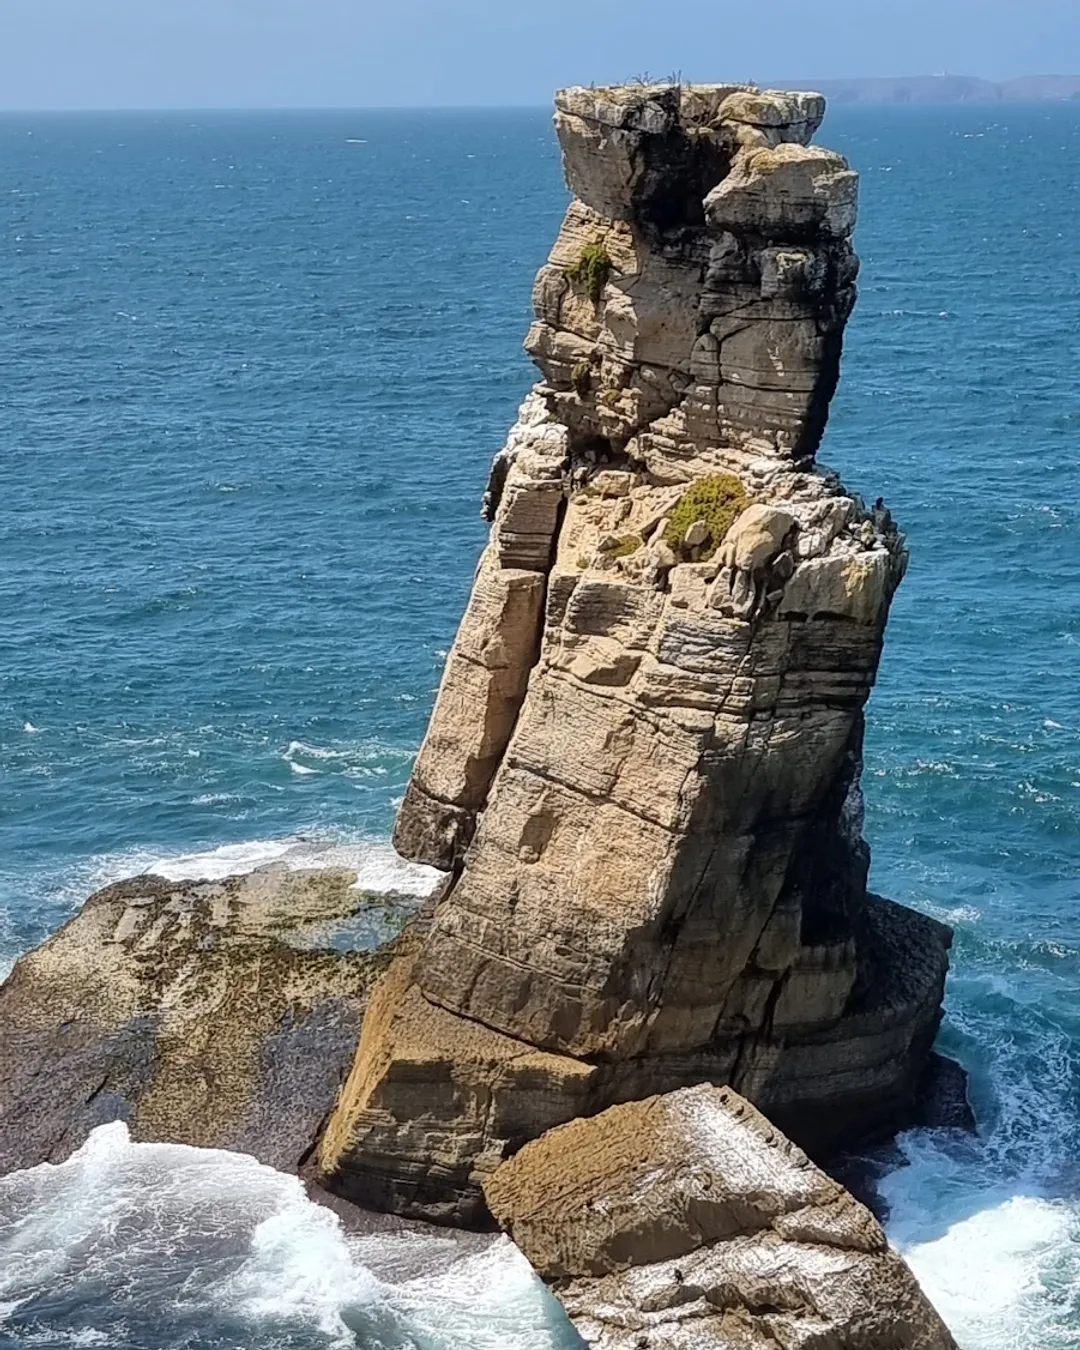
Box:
<box><xmin>571</xmin><ymin>361</ymin><xmax>592</xmax><ymax>396</ymax></box>
<box><xmin>599</xmin><ymin>534</ymin><xmax>643</xmax><ymax>559</ymax></box>
<box><xmin>567</xmin><ymin>243</ymin><xmax>613</xmax><ymax>305</ymax></box>
<box><xmin>663</xmin><ymin>474</ymin><xmax>749</xmax><ymax>559</ymax></box>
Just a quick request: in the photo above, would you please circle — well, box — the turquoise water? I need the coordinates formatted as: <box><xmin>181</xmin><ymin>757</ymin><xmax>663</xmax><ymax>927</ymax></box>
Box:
<box><xmin>1</xmin><ymin>105</ymin><xmax>1079</xmax><ymax>1348</ymax></box>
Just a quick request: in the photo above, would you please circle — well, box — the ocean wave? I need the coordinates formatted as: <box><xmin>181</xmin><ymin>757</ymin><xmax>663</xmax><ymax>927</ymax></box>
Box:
<box><xmin>281</xmin><ymin>738</ymin><xmax>415</xmax><ymax>781</ymax></box>
<box><xmin>881</xmin><ymin>959</ymin><xmax>1080</xmax><ymax>1348</ymax></box>
<box><xmin>285</xmin><ymin>741</ymin><xmax>348</xmax><ymax>763</ymax></box>
<box><xmin>885</xmin><ymin>1156</ymin><xmax>1080</xmax><ymax>1350</ymax></box>
<box><xmin>0</xmin><ymin>1125</ymin><xmax>577</xmax><ymax>1350</ymax></box>
<box><xmin>892</xmin><ymin>1187</ymin><xmax>1080</xmax><ymax>1350</ymax></box>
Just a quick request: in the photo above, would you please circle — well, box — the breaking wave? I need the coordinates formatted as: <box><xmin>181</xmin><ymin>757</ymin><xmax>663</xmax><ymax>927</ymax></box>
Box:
<box><xmin>0</xmin><ymin>1124</ymin><xmax>580</xmax><ymax>1350</ymax></box>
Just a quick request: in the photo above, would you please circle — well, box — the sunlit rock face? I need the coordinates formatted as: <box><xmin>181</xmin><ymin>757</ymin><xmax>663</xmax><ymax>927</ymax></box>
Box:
<box><xmin>319</xmin><ymin>83</ymin><xmax>953</xmax><ymax>1226</ymax></box>
<box><xmin>484</xmin><ymin>1085</ymin><xmax>959</xmax><ymax>1350</ymax></box>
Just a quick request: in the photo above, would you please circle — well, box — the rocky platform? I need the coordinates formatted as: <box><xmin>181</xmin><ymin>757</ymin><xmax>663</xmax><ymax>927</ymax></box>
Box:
<box><xmin>315</xmin><ymin>82</ymin><xmax>960</xmax><ymax>1225</ymax></box>
<box><xmin>0</xmin><ymin>865</ymin><xmax>422</xmax><ymax>1175</ymax></box>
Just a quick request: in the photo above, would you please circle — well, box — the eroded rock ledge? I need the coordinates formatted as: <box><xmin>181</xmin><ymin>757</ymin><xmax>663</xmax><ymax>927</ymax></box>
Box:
<box><xmin>316</xmin><ymin>83</ymin><xmax>957</xmax><ymax>1226</ymax></box>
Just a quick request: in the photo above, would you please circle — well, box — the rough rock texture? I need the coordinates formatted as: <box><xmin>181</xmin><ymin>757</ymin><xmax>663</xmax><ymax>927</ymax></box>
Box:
<box><xmin>318</xmin><ymin>83</ymin><xmax>955</xmax><ymax>1224</ymax></box>
<box><xmin>485</xmin><ymin>1085</ymin><xmax>957</xmax><ymax>1350</ymax></box>
<box><xmin>0</xmin><ymin>866</ymin><xmax>417</xmax><ymax>1177</ymax></box>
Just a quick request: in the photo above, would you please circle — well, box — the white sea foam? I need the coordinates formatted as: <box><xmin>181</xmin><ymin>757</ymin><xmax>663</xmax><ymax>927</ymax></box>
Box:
<box><xmin>220</xmin><ymin>1187</ymin><xmax>383</xmax><ymax>1343</ymax></box>
<box><xmin>0</xmin><ymin>1124</ymin><xmax>578</xmax><ymax>1350</ymax></box>
<box><xmin>285</xmin><ymin>739</ymin><xmax>338</xmax><ymax>763</ymax></box>
<box><xmin>922</xmin><ymin>901</ymin><xmax>984</xmax><ymax>927</ymax></box>
<box><xmin>883</xmin><ymin>1139</ymin><xmax>1080</xmax><ymax>1349</ymax></box>
<box><xmin>146</xmin><ymin>838</ymin><xmax>300</xmax><ymax>880</ymax></box>
<box><xmin>912</xmin><ymin>1197</ymin><xmax>1077</xmax><ymax>1346</ymax></box>
<box><xmin>281</xmin><ymin>738</ymin><xmax>410</xmax><ymax>782</ymax></box>
<box><xmin>880</xmin><ymin>987</ymin><xmax>1080</xmax><ymax>1349</ymax></box>
<box><xmin>145</xmin><ymin>835</ymin><xmax>441</xmax><ymax>896</ymax></box>
<box><xmin>0</xmin><ymin>1123</ymin><xmax>376</xmax><ymax>1347</ymax></box>
<box><xmin>387</xmin><ymin>1237</ymin><xmax>578</xmax><ymax>1350</ymax></box>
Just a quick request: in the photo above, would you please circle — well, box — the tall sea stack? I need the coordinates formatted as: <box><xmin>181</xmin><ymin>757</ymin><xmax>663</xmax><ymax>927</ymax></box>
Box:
<box><xmin>318</xmin><ymin>83</ymin><xmax>954</xmax><ymax>1225</ymax></box>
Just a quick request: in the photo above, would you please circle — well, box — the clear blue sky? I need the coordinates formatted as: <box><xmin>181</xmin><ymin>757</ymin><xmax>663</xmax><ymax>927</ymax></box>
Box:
<box><xmin>2</xmin><ymin>0</ymin><xmax>1078</xmax><ymax>110</ymax></box>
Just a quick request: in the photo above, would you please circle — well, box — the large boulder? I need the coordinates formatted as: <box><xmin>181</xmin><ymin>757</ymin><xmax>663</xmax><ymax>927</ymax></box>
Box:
<box><xmin>0</xmin><ymin>865</ymin><xmax>421</xmax><ymax>1176</ymax></box>
<box><xmin>484</xmin><ymin>1085</ymin><xmax>957</xmax><ymax>1350</ymax></box>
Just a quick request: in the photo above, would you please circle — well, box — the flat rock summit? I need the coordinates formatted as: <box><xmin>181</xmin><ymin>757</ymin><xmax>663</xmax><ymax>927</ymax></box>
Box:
<box><xmin>0</xmin><ymin>81</ymin><xmax>965</xmax><ymax>1350</ymax></box>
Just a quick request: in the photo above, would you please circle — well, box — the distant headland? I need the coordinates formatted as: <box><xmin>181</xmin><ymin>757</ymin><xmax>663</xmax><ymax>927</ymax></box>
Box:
<box><xmin>771</xmin><ymin>74</ymin><xmax>1080</xmax><ymax>104</ymax></box>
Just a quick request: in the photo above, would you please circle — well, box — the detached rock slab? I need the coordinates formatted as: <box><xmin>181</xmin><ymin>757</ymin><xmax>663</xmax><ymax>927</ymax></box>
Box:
<box><xmin>0</xmin><ymin>866</ymin><xmax>419</xmax><ymax>1177</ymax></box>
<box><xmin>484</xmin><ymin>1085</ymin><xmax>956</xmax><ymax>1350</ymax></box>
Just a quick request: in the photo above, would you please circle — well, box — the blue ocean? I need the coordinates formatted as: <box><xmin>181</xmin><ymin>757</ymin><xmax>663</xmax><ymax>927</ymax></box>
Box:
<box><xmin>1</xmin><ymin>103</ymin><xmax>1078</xmax><ymax>1349</ymax></box>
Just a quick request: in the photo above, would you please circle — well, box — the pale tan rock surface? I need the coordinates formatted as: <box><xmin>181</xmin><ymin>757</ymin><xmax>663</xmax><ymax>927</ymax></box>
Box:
<box><xmin>319</xmin><ymin>82</ymin><xmax>956</xmax><ymax>1223</ymax></box>
<box><xmin>485</xmin><ymin>1085</ymin><xmax>957</xmax><ymax>1350</ymax></box>
<box><xmin>0</xmin><ymin>866</ymin><xmax>418</xmax><ymax>1175</ymax></box>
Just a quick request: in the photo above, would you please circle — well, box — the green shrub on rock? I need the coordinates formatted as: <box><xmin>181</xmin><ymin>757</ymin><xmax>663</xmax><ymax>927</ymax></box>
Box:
<box><xmin>571</xmin><ymin>361</ymin><xmax>592</xmax><ymax>396</ymax></box>
<box><xmin>663</xmin><ymin>474</ymin><xmax>748</xmax><ymax>559</ymax></box>
<box><xmin>567</xmin><ymin>243</ymin><xmax>613</xmax><ymax>305</ymax></box>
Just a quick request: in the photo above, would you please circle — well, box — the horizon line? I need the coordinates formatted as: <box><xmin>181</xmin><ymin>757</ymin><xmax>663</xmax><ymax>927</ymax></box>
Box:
<box><xmin>3</xmin><ymin>73</ymin><xmax>1080</xmax><ymax>116</ymax></box>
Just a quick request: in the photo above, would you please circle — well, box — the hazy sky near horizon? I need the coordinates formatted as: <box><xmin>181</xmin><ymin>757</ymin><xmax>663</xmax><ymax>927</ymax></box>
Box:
<box><xmin>2</xmin><ymin>0</ymin><xmax>1078</xmax><ymax>111</ymax></box>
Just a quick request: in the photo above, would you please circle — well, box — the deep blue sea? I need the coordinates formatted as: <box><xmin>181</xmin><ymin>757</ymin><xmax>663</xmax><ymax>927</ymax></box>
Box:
<box><xmin>1</xmin><ymin>103</ymin><xmax>1079</xmax><ymax>1349</ymax></box>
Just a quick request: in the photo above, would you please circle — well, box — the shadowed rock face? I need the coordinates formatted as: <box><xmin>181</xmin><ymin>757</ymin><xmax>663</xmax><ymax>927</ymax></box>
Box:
<box><xmin>0</xmin><ymin>868</ymin><xmax>414</xmax><ymax>1176</ymax></box>
<box><xmin>484</xmin><ymin>1085</ymin><xmax>957</xmax><ymax>1350</ymax></box>
<box><xmin>317</xmin><ymin>83</ymin><xmax>955</xmax><ymax>1225</ymax></box>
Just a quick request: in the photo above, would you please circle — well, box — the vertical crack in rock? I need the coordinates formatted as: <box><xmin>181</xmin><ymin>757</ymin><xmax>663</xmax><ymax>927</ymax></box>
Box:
<box><xmin>318</xmin><ymin>83</ymin><xmax>955</xmax><ymax>1226</ymax></box>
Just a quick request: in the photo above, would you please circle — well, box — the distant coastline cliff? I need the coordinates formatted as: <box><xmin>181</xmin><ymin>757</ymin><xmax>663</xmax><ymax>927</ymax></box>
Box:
<box><xmin>772</xmin><ymin>74</ymin><xmax>1080</xmax><ymax>104</ymax></box>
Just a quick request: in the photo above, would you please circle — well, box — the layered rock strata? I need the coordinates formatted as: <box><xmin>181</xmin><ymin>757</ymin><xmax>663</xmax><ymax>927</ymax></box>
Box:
<box><xmin>485</xmin><ymin>1085</ymin><xmax>956</xmax><ymax>1350</ymax></box>
<box><xmin>318</xmin><ymin>83</ymin><xmax>954</xmax><ymax>1223</ymax></box>
<box><xmin>0</xmin><ymin>867</ymin><xmax>418</xmax><ymax>1176</ymax></box>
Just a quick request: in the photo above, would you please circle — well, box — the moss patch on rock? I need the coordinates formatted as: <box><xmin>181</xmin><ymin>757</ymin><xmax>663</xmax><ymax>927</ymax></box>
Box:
<box><xmin>599</xmin><ymin>534</ymin><xmax>643</xmax><ymax>559</ymax></box>
<box><xmin>663</xmin><ymin>474</ymin><xmax>748</xmax><ymax>559</ymax></box>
